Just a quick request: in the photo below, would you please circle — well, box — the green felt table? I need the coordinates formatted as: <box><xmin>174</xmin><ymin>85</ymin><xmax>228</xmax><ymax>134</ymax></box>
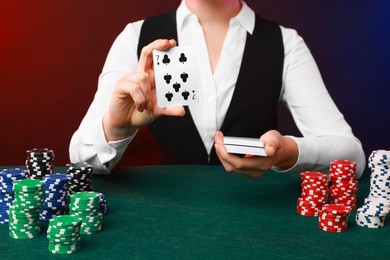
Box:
<box><xmin>0</xmin><ymin>165</ymin><xmax>389</xmax><ymax>259</ymax></box>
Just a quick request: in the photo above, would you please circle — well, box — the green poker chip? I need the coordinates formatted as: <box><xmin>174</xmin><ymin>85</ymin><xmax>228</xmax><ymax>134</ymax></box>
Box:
<box><xmin>50</xmin><ymin>215</ymin><xmax>82</xmax><ymax>227</ymax></box>
<box><xmin>47</xmin><ymin>215</ymin><xmax>82</xmax><ymax>254</ymax></box>
<box><xmin>13</xmin><ymin>179</ymin><xmax>44</xmax><ymax>192</ymax></box>
<box><xmin>48</xmin><ymin>241</ymin><xmax>81</xmax><ymax>255</ymax></box>
<box><xmin>69</xmin><ymin>191</ymin><xmax>103</xmax><ymax>236</ymax></box>
<box><xmin>8</xmin><ymin>179</ymin><xmax>43</xmax><ymax>240</ymax></box>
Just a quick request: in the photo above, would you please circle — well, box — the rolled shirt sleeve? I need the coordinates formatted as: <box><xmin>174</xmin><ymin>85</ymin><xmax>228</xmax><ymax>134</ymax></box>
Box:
<box><xmin>273</xmin><ymin>27</ymin><xmax>366</xmax><ymax>178</ymax></box>
<box><xmin>69</xmin><ymin>22</ymin><xmax>143</xmax><ymax>174</ymax></box>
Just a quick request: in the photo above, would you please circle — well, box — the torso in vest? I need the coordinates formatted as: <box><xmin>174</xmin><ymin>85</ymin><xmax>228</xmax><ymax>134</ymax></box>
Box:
<box><xmin>136</xmin><ymin>11</ymin><xmax>284</xmax><ymax>165</ymax></box>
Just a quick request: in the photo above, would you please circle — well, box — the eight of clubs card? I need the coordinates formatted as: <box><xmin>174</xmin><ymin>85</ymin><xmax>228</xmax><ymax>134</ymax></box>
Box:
<box><xmin>153</xmin><ymin>46</ymin><xmax>200</xmax><ymax>108</ymax></box>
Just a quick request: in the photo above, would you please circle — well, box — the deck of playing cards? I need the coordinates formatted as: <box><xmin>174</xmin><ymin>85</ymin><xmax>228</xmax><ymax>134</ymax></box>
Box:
<box><xmin>223</xmin><ymin>136</ymin><xmax>267</xmax><ymax>157</ymax></box>
<box><xmin>153</xmin><ymin>46</ymin><xmax>200</xmax><ymax>108</ymax></box>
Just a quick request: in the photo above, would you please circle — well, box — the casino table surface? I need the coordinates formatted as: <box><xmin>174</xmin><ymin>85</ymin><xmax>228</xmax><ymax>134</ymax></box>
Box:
<box><xmin>0</xmin><ymin>165</ymin><xmax>389</xmax><ymax>259</ymax></box>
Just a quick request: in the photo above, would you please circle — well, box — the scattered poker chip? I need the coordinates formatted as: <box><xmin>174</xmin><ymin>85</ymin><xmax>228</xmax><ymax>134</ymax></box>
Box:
<box><xmin>66</xmin><ymin>162</ymin><xmax>93</xmax><ymax>194</ymax></box>
<box><xmin>69</xmin><ymin>191</ymin><xmax>103</xmax><ymax>235</ymax></box>
<box><xmin>0</xmin><ymin>168</ymin><xmax>28</xmax><ymax>223</ymax></box>
<box><xmin>40</xmin><ymin>174</ymin><xmax>71</xmax><ymax>222</ymax></box>
<box><xmin>329</xmin><ymin>159</ymin><xmax>358</xmax><ymax>210</ymax></box>
<box><xmin>297</xmin><ymin>171</ymin><xmax>328</xmax><ymax>217</ymax></box>
<box><xmin>26</xmin><ymin>148</ymin><xmax>55</xmax><ymax>179</ymax></box>
<box><xmin>318</xmin><ymin>203</ymin><xmax>351</xmax><ymax>232</ymax></box>
<box><xmin>47</xmin><ymin>215</ymin><xmax>82</xmax><ymax>254</ymax></box>
<box><xmin>9</xmin><ymin>179</ymin><xmax>44</xmax><ymax>239</ymax></box>
<box><xmin>356</xmin><ymin>150</ymin><xmax>390</xmax><ymax>228</ymax></box>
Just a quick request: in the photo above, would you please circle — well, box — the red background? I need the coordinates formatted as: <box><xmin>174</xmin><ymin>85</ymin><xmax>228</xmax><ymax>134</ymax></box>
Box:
<box><xmin>0</xmin><ymin>0</ymin><xmax>389</xmax><ymax>167</ymax></box>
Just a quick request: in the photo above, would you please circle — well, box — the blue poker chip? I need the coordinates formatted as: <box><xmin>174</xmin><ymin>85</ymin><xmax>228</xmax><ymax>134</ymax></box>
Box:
<box><xmin>39</xmin><ymin>173</ymin><xmax>70</xmax><ymax>221</ymax></box>
<box><xmin>43</xmin><ymin>174</ymin><xmax>71</xmax><ymax>183</ymax></box>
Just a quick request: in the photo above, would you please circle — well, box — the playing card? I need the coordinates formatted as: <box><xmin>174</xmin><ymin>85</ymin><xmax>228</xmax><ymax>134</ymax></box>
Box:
<box><xmin>153</xmin><ymin>46</ymin><xmax>200</xmax><ymax>108</ymax></box>
<box><xmin>223</xmin><ymin>136</ymin><xmax>267</xmax><ymax>157</ymax></box>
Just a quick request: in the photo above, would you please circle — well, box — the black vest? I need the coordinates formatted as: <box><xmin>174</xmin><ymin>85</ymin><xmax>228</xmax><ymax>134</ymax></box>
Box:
<box><xmin>137</xmin><ymin>11</ymin><xmax>284</xmax><ymax>165</ymax></box>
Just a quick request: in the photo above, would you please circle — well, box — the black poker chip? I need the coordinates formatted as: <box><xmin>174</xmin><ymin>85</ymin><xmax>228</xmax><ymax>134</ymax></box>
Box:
<box><xmin>26</xmin><ymin>148</ymin><xmax>55</xmax><ymax>180</ymax></box>
<box><xmin>66</xmin><ymin>162</ymin><xmax>93</xmax><ymax>194</ymax></box>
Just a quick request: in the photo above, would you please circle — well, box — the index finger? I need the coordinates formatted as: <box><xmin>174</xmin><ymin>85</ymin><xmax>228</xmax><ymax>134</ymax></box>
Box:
<box><xmin>137</xmin><ymin>39</ymin><xmax>177</xmax><ymax>72</ymax></box>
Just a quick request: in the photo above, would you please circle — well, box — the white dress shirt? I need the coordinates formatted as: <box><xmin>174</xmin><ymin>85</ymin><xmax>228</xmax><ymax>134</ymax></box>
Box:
<box><xmin>69</xmin><ymin>1</ymin><xmax>366</xmax><ymax>177</ymax></box>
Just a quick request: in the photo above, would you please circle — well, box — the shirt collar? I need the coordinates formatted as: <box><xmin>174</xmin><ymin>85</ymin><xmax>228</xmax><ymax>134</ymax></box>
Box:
<box><xmin>177</xmin><ymin>0</ymin><xmax>255</xmax><ymax>35</ymax></box>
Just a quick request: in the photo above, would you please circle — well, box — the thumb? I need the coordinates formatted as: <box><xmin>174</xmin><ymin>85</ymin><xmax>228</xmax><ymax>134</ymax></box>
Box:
<box><xmin>260</xmin><ymin>130</ymin><xmax>282</xmax><ymax>157</ymax></box>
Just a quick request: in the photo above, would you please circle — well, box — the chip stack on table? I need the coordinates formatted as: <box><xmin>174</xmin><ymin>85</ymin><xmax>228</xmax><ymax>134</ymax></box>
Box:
<box><xmin>26</xmin><ymin>148</ymin><xmax>55</xmax><ymax>179</ymax></box>
<box><xmin>66</xmin><ymin>162</ymin><xmax>93</xmax><ymax>194</ymax></box>
<box><xmin>318</xmin><ymin>203</ymin><xmax>352</xmax><ymax>232</ymax></box>
<box><xmin>47</xmin><ymin>215</ymin><xmax>82</xmax><ymax>254</ymax></box>
<box><xmin>297</xmin><ymin>171</ymin><xmax>329</xmax><ymax>217</ymax></box>
<box><xmin>9</xmin><ymin>179</ymin><xmax>45</xmax><ymax>239</ymax></box>
<box><xmin>69</xmin><ymin>191</ymin><xmax>103</xmax><ymax>235</ymax></box>
<box><xmin>0</xmin><ymin>168</ymin><xmax>28</xmax><ymax>223</ymax></box>
<box><xmin>356</xmin><ymin>150</ymin><xmax>390</xmax><ymax>228</ymax></box>
<box><xmin>40</xmin><ymin>174</ymin><xmax>71</xmax><ymax>222</ymax></box>
<box><xmin>97</xmin><ymin>192</ymin><xmax>107</xmax><ymax>215</ymax></box>
<box><xmin>329</xmin><ymin>160</ymin><xmax>358</xmax><ymax>209</ymax></box>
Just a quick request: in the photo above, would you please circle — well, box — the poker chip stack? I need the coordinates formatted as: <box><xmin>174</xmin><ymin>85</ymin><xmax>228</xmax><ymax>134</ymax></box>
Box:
<box><xmin>97</xmin><ymin>192</ymin><xmax>107</xmax><ymax>215</ymax></box>
<box><xmin>69</xmin><ymin>191</ymin><xmax>103</xmax><ymax>235</ymax></box>
<box><xmin>329</xmin><ymin>160</ymin><xmax>358</xmax><ymax>209</ymax></box>
<box><xmin>0</xmin><ymin>168</ymin><xmax>28</xmax><ymax>223</ymax></box>
<box><xmin>356</xmin><ymin>150</ymin><xmax>390</xmax><ymax>228</ymax></box>
<box><xmin>66</xmin><ymin>162</ymin><xmax>93</xmax><ymax>194</ymax></box>
<box><xmin>40</xmin><ymin>174</ymin><xmax>72</xmax><ymax>222</ymax></box>
<box><xmin>26</xmin><ymin>148</ymin><xmax>55</xmax><ymax>179</ymax></box>
<box><xmin>9</xmin><ymin>179</ymin><xmax>45</xmax><ymax>239</ymax></box>
<box><xmin>297</xmin><ymin>171</ymin><xmax>329</xmax><ymax>217</ymax></box>
<box><xmin>47</xmin><ymin>215</ymin><xmax>82</xmax><ymax>255</ymax></box>
<box><xmin>318</xmin><ymin>203</ymin><xmax>352</xmax><ymax>232</ymax></box>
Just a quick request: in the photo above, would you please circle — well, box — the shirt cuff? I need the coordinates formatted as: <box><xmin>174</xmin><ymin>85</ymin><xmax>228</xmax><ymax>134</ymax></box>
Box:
<box><xmin>81</xmin><ymin>116</ymin><xmax>135</xmax><ymax>170</ymax></box>
<box><xmin>271</xmin><ymin>136</ymin><xmax>320</xmax><ymax>174</ymax></box>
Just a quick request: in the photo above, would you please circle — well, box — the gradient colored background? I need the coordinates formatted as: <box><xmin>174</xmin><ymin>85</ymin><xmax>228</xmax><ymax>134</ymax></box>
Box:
<box><xmin>0</xmin><ymin>0</ymin><xmax>389</xmax><ymax>168</ymax></box>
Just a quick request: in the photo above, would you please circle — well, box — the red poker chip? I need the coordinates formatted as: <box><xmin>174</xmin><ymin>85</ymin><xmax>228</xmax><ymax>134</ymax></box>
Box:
<box><xmin>301</xmin><ymin>193</ymin><xmax>327</xmax><ymax>200</ymax></box>
<box><xmin>318</xmin><ymin>220</ymin><xmax>348</xmax><ymax>229</ymax></box>
<box><xmin>319</xmin><ymin>222</ymin><xmax>348</xmax><ymax>230</ymax></box>
<box><xmin>302</xmin><ymin>182</ymin><xmax>328</xmax><ymax>187</ymax></box>
<box><xmin>330</xmin><ymin>192</ymin><xmax>356</xmax><ymax>199</ymax></box>
<box><xmin>319</xmin><ymin>220</ymin><xmax>348</xmax><ymax>228</ymax></box>
<box><xmin>319</xmin><ymin>214</ymin><xmax>348</xmax><ymax>224</ymax></box>
<box><xmin>331</xmin><ymin>199</ymin><xmax>357</xmax><ymax>205</ymax></box>
<box><xmin>301</xmin><ymin>189</ymin><xmax>328</xmax><ymax>195</ymax></box>
<box><xmin>319</xmin><ymin>216</ymin><xmax>347</xmax><ymax>224</ymax></box>
<box><xmin>297</xmin><ymin>202</ymin><xmax>320</xmax><ymax>210</ymax></box>
<box><xmin>298</xmin><ymin>198</ymin><xmax>324</xmax><ymax>206</ymax></box>
<box><xmin>318</xmin><ymin>223</ymin><xmax>348</xmax><ymax>233</ymax></box>
<box><xmin>331</xmin><ymin>181</ymin><xmax>356</xmax><ymax>185</ymax></box>
<box><xmin>297</xmin><ymin>201</ymin><xmax>319</xmax><ymax>208</ymax></box>
<box><xmin>297</xmin><ymin>202</ymin><xmax>321</xmax><ymax>209</ymax></box>
<box><xmin>298</xmin><ymin>207</ymin><xmax>319</xmax><ymax>213</ymax></box>
<box><xmin>318</xmin><ymin>216</ymin><xmax>348</xmax><ymax>224</ymax></box>
<box><xmin>330</xmin><ymin>185</ymin><xmax>358</xmax><ymax>192</ymax></box>
<box><xmin>303</xmin><ymin>185</ymin><xmax>328</xmax><ymax>191</ymax></box>
<box><xmin>319</xmin><ymin>211</ymin><xmax>347</xmax><ymax>219</ymax></box>
<box><xmin>330</xmin><ymin>169</ymin><xmax>355</xmax><ymax>174</ymax></box>
<box><xmin>300</xmin><ymin>199</ymin><xmax>327</xmax><ymax>206</ymax></box>
<box><xmin>301</xmin><ymin>197</ymin><xmax>327</xmax><ymax>204</ymax></box>
<box><xmin>331</xmin><ymin>194</ymin><xmax>357</xmax><ymax>201</ymax></box>
<box><xmin>300</xmin><ymin>171</ymin><xmax>328</xmax><ymax>181</ymax></box>
<box><xmin>304</xmin><ymin>179</ymin><xmax>328</xmax><ymax>185</ymax></box>
<box><xmin>321</xmin><ymin>203</ymin><xmax>352</xmax><ymax>215</ymax></box>
<box><xmin>330</xmin><ymin>159</ymin><xmax>357</xmax><ymax>167</ymax></box>
<box><xmin>297</xmin><ymin>208</ymin><xmax>319</xmax><ymax>217</ymax></box>
<box><xmin>330</xmin><ymin>178</ymin><xmax>357</xmax><ymax>184</ymax></box>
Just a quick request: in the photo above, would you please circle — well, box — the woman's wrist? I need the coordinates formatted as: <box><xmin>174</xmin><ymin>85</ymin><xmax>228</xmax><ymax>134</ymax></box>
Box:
<box><xmin>274</xmin><ymin>136</ymin><xmax>299</xmax><ymax>170</ymax></box>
